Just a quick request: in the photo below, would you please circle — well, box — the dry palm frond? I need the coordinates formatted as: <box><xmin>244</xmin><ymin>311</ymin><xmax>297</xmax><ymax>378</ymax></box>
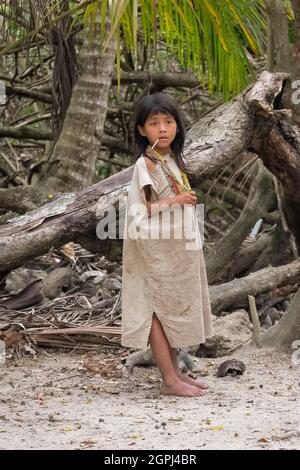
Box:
<box><xmin>0</xmin><ymin>245</ymin><xmax>123</xmax><ymax>352</ymax></box>
<box><xmin>203</xmin><ymin>152</ymin><xmax>242</xmax><ymax>200</ymax></box>
<box><xmin>220</xmin><ymin>152</ymin><xmax>259</xmax><ymax>203</ymax></box>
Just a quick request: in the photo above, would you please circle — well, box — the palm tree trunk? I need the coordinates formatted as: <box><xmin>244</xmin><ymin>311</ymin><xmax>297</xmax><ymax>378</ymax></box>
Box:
<box><xmin>44</xmin><ymin>9</ymin><xmax>116</xmax><ymax>192</ymax></box>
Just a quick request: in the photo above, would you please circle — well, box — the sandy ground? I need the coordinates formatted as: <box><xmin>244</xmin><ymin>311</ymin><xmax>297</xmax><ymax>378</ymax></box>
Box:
<box><xmin>0</xmin><ymin>344</ymin><xmax>299</xmax><ymax>450</ymax></box>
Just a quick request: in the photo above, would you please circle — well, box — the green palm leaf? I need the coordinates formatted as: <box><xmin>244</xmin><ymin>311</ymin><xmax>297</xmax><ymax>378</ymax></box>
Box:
<box><xmin>0</xmin><ymin>0</ymin><xmax>267</xmax><ymax>99</ymax></box>
<box><xmin>116</xmin><ymin>0</ymin><xmax>266</xmax><ymax>99</ymax></box>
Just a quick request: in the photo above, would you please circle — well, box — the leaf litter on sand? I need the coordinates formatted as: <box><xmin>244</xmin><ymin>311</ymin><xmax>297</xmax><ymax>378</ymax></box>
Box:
<box><xmin>0</xmin><ymin>245</ymin><xmax>125</xmax><ymax>355</ymax></box>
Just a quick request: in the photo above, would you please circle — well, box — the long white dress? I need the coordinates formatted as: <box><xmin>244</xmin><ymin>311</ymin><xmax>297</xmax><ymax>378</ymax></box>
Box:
<box><xmin>121</xmin><ymin>154</ymin><xmax>214</xmax><ymax>350</ymax></box>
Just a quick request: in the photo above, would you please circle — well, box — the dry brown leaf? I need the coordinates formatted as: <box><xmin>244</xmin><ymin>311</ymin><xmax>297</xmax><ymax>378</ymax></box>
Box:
<box><xmin>83</xmin><ymin>360</ymin><xmax>100</xmax><ymax>374</ymax></box>
<box><xmin>257</xmin><ymin>437</ymin><xmax>269</xmax><ymax>443</ymax></box>
<box><xmin>80</xmin><ymin>438</ymin><xmax>97</xmax><ymax>448</ymax></box>
<box><xmin>61</xmin><ymin>243</ymin><xmax>76</xmax><ymax>260</ymax></box>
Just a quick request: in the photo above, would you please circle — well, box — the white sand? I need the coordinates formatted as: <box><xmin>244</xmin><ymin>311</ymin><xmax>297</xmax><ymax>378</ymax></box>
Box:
<box><xmin>0</xmin><ymin>344</ymin><xmax>299</xmax><ymax>450</ymax></box>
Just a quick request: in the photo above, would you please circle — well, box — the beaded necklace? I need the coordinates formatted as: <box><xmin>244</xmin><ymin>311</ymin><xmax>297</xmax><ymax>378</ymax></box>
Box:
<box><xmin>144</xmin><ymin>145</ymin><xmax>191</xmax><ymax>195</ymax></box>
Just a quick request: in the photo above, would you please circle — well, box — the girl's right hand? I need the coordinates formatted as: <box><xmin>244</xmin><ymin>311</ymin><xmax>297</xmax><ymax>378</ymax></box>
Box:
<box><xmin>173</xmin><ymin>191</ymin><xmax>197</xmax><ymax>206</ymax></box>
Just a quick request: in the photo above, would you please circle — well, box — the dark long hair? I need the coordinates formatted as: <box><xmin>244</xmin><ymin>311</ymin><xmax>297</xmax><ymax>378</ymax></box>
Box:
<box><xmin>133</xmin><ymin>92</ymin><xmax>188</xmax><ymax>172</ymax></box>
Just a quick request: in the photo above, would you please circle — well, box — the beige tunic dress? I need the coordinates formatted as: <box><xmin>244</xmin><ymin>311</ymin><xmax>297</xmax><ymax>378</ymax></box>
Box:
<box><xmin>121</xmin><ymin>154</ymin><xmax>214</xmax><ymax>350</ymax></box>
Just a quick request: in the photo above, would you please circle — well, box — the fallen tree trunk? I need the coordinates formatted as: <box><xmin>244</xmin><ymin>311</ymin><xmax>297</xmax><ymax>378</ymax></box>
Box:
<box><xmin>0</xmin><ymin>169</ymin><xmax>131</xmax><ymax>272</ymax></box>
<box><xmin>183</xmin><ymin>72</ymin><xmax>285</xmax><ymax>181</ymax></box>
<box><xmin>210</xmin><ymin>258</ymin><xmax>300</xmax><ymax>314</ymax></box>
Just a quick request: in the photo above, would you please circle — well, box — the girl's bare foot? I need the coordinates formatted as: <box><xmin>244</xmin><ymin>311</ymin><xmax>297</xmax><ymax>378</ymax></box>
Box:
<box><xmin>160</xmin><ymin>379</ymin><xmax>206</xmax><ymax>397</ymax></box>
<box><xmin>175</xmin><ymin>370</ymin><xmax>209</xmax><ymax>389</ymax></box>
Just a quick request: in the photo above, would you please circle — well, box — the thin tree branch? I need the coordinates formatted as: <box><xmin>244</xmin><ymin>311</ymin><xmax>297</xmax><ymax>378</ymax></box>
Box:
<box><xmin>6</xmin><ymin>84</ymin><xmax>53</xmax><ymax>103</ymax></box>
<box><xmin>0</xmin><ymin>126</ymin><xmax>52</xmax><ymax>140</ymax></box>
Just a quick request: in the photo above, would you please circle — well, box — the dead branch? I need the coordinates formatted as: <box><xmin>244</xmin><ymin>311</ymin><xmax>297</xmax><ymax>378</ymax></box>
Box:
<box><xmin>210</xmin><ymin>258</ymin><xmax>300</xmax><ymax>314</ymax></box>
<box><xmin>5</xmin><ymin>84</ymin><xmax>53</xmax><ymax>103</ymax></box>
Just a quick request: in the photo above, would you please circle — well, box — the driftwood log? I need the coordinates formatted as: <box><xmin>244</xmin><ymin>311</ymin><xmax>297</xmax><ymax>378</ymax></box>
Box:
<box><xmin>211</xmin><ymin>258</ymin><xmax>300</xmax><ymax>314</ymax></box>
<box><xmin>0</xmin><ymin>171</ymin><xmax>131</xmax><ymax>272</ymax></box>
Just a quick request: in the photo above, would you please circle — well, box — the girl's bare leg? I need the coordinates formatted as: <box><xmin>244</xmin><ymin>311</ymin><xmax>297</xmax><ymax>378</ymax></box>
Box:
<box><xmin>149</xmin><ymin>314</ymin><xmax>205</xmax><ymax>397</ymax></box>
<box><xmin>170</xmin><ymin>348</ymin><xmax>209</xmax><ymax>389</ymax></box>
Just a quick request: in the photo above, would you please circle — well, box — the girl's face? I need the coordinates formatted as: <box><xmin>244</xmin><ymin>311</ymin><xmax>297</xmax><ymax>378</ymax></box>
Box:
<box><xmin>138</xmin><ymin>112</ymin><xmax>177</xmax><ymax>155</ymax></box>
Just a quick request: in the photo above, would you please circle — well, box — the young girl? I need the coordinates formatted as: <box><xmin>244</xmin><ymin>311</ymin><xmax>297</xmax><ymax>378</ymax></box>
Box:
<box><xmin>121</xmin><ymin>92</ymin><xmax>213</xmax><ymax>397</ymax></box>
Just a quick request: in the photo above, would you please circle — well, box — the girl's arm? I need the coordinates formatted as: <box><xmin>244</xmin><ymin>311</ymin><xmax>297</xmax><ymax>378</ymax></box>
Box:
<box><xmin>143</xmin><ymin>157</ymin><xmax>196</xmax><ymax>215</ymax></box>
<box><xmin>144</xmin><ymin>185</ymin><xmax>177</xmax><ymax>215</ymax></box>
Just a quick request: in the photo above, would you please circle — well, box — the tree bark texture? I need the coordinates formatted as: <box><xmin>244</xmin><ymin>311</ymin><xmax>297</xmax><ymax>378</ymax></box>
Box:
<box><xmin>43</xmin><ymin>9</ymin><xmax>116</xmax><ymax>193</ymax></box>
